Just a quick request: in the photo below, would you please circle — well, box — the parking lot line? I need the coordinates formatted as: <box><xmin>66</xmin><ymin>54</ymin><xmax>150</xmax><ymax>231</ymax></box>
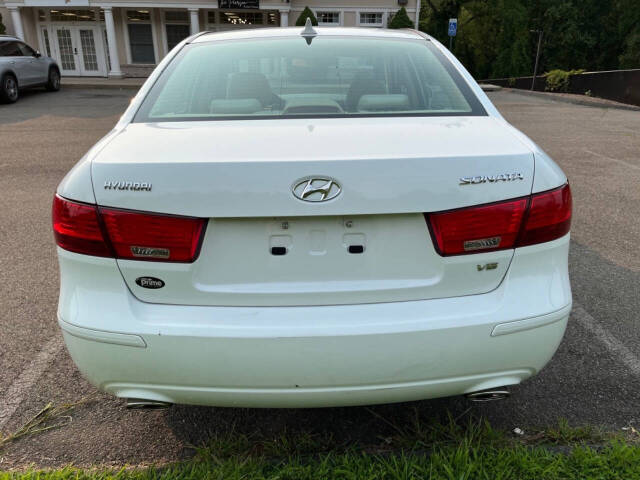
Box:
<box><xmin>572</xmin><ymin>303</ymin><xmax>640</xmax><ymax>377</ymax></box>
<box><xmin>0</xmin><ymin>336</ymin><xmax>64</xmax><ymax>431</ymax></box>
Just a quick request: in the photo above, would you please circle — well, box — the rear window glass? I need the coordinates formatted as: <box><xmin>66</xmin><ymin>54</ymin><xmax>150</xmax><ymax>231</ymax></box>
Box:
<box><xmin>134</xmin><ymin>36</ymin><xmax>486</xmax><ymax>122</ymax></box>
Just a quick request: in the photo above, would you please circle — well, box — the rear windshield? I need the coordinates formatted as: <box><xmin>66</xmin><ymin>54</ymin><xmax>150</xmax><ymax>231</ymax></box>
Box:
<box><xmin>134</xmin><ymin>36</ymin><xmax>486</xmax><ymax>122</ymax></box>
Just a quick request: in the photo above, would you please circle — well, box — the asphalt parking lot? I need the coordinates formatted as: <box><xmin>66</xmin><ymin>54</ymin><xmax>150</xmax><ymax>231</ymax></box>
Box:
<box><xmin>0</xmin><ymin>87</ymin><xmax>639</xmax><ymax>468</ymax></box>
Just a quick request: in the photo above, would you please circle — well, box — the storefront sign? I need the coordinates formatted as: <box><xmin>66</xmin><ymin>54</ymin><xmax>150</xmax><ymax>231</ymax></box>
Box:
<box><xmin>218</xmin><ymin>0</ymin><xmax>259</xmax><ymax>9</ymax></box>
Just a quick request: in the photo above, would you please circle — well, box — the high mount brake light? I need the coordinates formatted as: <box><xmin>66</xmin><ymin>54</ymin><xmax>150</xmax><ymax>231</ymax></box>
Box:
<box><xmin>52</xmin><ymin>195</ymin><xmax>207</xmax><ymax>262</ymax></box>
<box><xmin>426</xmin><ymin>183</ymin><xmax>572</xmax><ymax>256</ymax></box>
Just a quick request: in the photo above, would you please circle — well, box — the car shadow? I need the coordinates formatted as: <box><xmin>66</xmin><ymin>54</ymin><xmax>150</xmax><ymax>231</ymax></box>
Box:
<box><xmin>164</xmin><ymin>395</ymin><xmax>482</xmax><ymax>455</ymax></box>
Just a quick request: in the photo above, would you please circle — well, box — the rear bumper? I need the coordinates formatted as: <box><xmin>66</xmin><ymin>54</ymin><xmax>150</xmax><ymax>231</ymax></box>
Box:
<box><xmin>57</xmin><ymin>234</ymin><xmax>571</xmax><ymax>408</ymax></box>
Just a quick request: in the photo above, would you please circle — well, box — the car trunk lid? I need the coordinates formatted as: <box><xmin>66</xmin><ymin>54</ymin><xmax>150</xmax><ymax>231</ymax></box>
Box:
<box><xmin>91</xmin><ymin>116</ymin><xmax>533</xmax><ymax>306</ymax></box>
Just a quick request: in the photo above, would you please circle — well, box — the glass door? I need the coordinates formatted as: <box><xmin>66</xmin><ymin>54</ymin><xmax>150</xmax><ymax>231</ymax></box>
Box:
<box><xmin>54</xmin><ymin>27</ymin><xmax>80</xmax><ymax>75</ymax></box>
<box><xmin>51</xmin><ymin>26</ymin><xmax>107</xmax><ymax>76</ymax></box>
<box><xmin>76</xmin><ymin>27</ymin><xmax>106</xmax><ymax>76</ymax></box>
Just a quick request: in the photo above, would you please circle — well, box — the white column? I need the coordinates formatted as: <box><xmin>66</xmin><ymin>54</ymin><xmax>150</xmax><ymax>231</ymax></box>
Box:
<box><xmin>189</xmin><ymin>8</ymin><xmax>200</xmax><ymax>35</ymax></box>
<box><xmin>9</xmin><ymin>7</ymin><xmax>24</xmax><ymax>40</ymax></box>
<box><xmin>279</xmin><ymin>10</ymin><xmax>289</xmax><ymax>27</ymax></box>
<box><xmin>103</xmin><ymin>7</ymin><xmax>124</xmax><ymax>78</ymax></box>
<box><xmin>414</xmin><ymin>0</ymin><xmax>421</xmax><ymax>29</ymax></box>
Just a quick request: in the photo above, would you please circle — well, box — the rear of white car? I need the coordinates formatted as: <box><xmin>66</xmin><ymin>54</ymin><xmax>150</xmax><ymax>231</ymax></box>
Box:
<box><xmin>53</xmin><ymin>27</ymin><xmax>572</xmax><ymax>408</ymax></box>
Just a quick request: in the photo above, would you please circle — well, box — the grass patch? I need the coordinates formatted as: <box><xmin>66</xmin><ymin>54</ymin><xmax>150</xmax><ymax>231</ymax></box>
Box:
<box><xmin>2</xmin><ymin>402</ymin><xmax>638</xmax><ymax>479</ymax></box>
<box><xmin>0</xmin><ymin>397</ymin><xmax>94</xmax><ymax>450</ymax></box>
<box><xmin>2</xmin><ymin>441</ymin><xmax>640</xmax><ymax>479</ymax></box>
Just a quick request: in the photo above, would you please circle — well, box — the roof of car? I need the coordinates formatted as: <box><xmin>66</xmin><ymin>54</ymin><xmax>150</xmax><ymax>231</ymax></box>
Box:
<box><xmin>191</xmin><ymin>27</ymin><xmax>429</xmax><ymax>44</ymax></box>
<box><xmin>0</xmin><ymin>35</ymin><xmax>20</xmax><ymax>41</ymax></box>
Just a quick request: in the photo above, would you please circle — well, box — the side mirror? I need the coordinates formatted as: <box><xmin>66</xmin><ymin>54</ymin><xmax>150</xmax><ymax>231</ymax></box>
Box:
<box><xmin>34</xmin><ymin>50</ymin><xmax>42</xmax><ymax>58</ymax></box>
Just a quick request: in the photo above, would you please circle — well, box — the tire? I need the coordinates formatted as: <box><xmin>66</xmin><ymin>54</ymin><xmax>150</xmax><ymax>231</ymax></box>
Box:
<box><xmin>45</xmin><ymin>67</ymin><xmax>61</xmax><ymax>92</ymax></box>
<box><xmin>0</xmin><ymin>74</ymin><xmax>19</xmax><ymax>104</ymax></box>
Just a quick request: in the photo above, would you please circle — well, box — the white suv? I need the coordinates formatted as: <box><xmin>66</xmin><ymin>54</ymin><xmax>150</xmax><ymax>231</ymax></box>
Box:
<box><xmin>53</xmin><ymin>26</ymin><xmax>572</xmax><ymax>409</ymax></box>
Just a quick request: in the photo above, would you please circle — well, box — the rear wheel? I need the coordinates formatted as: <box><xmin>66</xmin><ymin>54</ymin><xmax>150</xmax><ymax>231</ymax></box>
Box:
<box><xmin>45</xmin><ymin>67</ymin><xmax>61</xmax><ymax>92</ymax></box>
<box><xmin>0</xmin><ymin>74</ymin><xmax>19</xmax><ymax>103</ymax></box>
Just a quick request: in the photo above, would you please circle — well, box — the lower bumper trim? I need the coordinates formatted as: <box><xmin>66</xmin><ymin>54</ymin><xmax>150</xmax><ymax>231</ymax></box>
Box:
<box><xmin>58</xmin><ymin>318</ymin><xmax>147</xmax><ymax>348</ymax></box>
<box><xmin>491</xmin><ymin>303</ymin><xmax>572</xmax><ymax>336</ymax></box>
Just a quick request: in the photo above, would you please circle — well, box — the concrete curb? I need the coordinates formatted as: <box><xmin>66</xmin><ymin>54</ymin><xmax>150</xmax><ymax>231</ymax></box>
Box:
<box><xmin>61</xmin><ymin>79</ymin><xmax>144</xmax><ymax>90</ymax></box>
<box><xmin>479</xmin><ymin>84</ymin><xmax>502</xmax><ymax>92</ymax></box>
<box><xmin>503</xmin><ymin>88</ymin><xmax>640</xmax><ymax>112</ymax></box>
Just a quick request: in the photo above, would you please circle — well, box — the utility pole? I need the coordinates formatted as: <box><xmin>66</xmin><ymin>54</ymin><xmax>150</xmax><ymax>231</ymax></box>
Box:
<box><xmin>531</xmin><ymin>29</ymin><xmax>543</xmax><ymax>91</ymax></box>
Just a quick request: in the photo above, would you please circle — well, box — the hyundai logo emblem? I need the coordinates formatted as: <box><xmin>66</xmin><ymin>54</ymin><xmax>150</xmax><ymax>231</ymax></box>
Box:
<box><xmin>292</xmin><ymin>176</ymin><xmax>341</xmax><ymax>202</ymax></box>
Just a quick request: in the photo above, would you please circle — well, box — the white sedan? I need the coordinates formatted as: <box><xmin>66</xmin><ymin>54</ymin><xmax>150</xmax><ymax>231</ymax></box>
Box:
<box><xmin>52</xmin><ymin>24</ymin><xmax>572</xmax><ymax>409</ymax></box>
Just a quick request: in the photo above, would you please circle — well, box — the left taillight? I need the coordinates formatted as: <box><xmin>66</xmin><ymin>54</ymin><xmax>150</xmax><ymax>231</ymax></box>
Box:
<box><xmin>52</xmin><ymin>195</ymin><xmax>207</xmax><ymax>262</ymax></box>
<box><xmin>52</xmin><ymin>195</ymin><xmax>112</xmax><ymax>257</ymax></box>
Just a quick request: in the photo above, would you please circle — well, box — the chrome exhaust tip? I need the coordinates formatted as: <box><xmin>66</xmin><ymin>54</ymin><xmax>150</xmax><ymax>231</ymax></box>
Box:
<box><xmin>125</xmin><ymin>398</ymin><xmax>173</xmax><ymax>410</ymax></box>
<box><xmin>465</xmin><ymin>388</ymin><xmax>511</xmax><ymax>402</ymax></box>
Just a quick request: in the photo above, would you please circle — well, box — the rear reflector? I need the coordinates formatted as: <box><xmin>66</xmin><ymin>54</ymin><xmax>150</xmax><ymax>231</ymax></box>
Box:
<box><xmin>426</xmin><ymin>184</ymin><xmax>571</xmax><ymax>256</ymax></box>
<box><xmin>52</xmin><ymin>195</ymin><xmax>206</xmax><ymax>262</ymax></box>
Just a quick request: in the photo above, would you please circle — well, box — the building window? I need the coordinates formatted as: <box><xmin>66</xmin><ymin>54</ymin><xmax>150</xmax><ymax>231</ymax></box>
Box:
<box><xmin>49</xmin><ymin>9</ymin><xmax>96</xmax><ymax>22</ymax></box>
<box><xmin>127</xmin><ymin>10</ymin><xmax>155</xmax><ymax>64</ymax></box>
<box><xmin>164</xmin><ymin>11</ymin><xmax>190</xmax><ymax>51</ymax></box>
<box><xmin>317</xmin><ymin>12</ymin><xmax>340</xmax><ymax>26</ymax></box>
<box><xmin>42</xmin><ymin>29</ymin><xmax>52</xmax><ymax>57</ymax></box>
<box><xmin>266</xmin><ymin>12</ymin><xmax>278</xmax><ymax>25</ymax></box>
<box><xmin>127</xmin><ymin>9</ymin><xmax>151</xmax><ymax>22</ymax></box>
<box><xmin>360</xmin><ymin>12</ymin><xmax>383</xmax><ymax>27</ymax></box>
<box><xmin>221</xmin><ymin>12</ymin><xmax>263</xmax><ymax>25</ymax></box>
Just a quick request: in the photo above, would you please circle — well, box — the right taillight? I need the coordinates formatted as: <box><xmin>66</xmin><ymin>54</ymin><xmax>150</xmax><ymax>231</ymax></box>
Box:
<box><xmin>426</xmin><ymin>183</ymin><xmax>572</xmax><ymax>256</ymax></box>
<box><xmin>52</xmin><ymin>195</ymin><xmax>206</xmax><ymax>263</ymax></box>
<box><xmin>517</xmin><ymin>183</ymin><xmax>572</xmax><ymax>247</ymax></box>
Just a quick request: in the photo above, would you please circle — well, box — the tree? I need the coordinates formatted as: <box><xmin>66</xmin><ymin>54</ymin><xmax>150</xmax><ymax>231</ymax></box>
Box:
<box><xmin>295</xmin><ymin>7</ymin><xmax>318</xmax><ymax>27</ymax></box>
<box><xmin>388</xmin><ymin>7</ymin><xmax>414</xmax><ymax>29</ymax></box>
<box><xmin>0</xmin><ymin>12</ymin><xmax>6</xmax><ymax>35</ymax></box>
<box><xmin>419</xmin><ymin>0</ymin><xmax>640</xmax><ymax>79</ymax></box>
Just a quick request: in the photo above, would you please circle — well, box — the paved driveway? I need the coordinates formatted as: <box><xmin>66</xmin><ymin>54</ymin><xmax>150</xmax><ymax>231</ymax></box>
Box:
<box><xmin>0</xmin><ymin>88</ymin><xmax>638</xmax><ymax>468</ymax></box>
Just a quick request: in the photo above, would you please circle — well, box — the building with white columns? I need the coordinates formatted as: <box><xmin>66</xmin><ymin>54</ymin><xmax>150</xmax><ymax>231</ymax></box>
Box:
<box><xmin>0</xmin><ymin>0</ymin><xmax>419</xmax><ymax>78</ymax></box>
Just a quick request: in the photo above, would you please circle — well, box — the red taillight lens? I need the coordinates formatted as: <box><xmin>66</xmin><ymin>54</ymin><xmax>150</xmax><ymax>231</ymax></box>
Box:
<box><xmin>52</xmin><ymin>195</ymin><xmax>111</xmax><ymax>257</ymax></box>
<box><xmin>427</xmin><ymin>198</ymin><xmax>528</xmax><ymax>256</ymax></box>
<box><xmin>426</xmin><ymin>183</ymin><xmax>572</xmax><ymax>256</ymax></box>
<box><xmin>518</xmin><ymin>184</ymin><xmax>572</xmax><ymax>247</ymax></box>
<box><xmin>100</xmin><ymin>207</ymin><xmax>206</xmax><ymax>262</ymax></box>
<box><xmin>52</xmin><ymin>195</ymin><xmax>206</xmax><ymax>263</ymax></box>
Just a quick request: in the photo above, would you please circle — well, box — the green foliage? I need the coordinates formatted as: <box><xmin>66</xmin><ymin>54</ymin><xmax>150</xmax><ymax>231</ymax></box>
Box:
<box><xmin>295</xmin><ymin>7</ymin><xmax>317</xmax><ymax>27</ymax></box>
<box><xmin>0</xmin><ymin>13</ymin><xmax>6</xmax><ymax>35</ymax></box>
<box><xmin>388</xmin><ymin>7</ymin><xmax>415</xmax><ymax>29</ymax></box>
<box><xmin>3</xmin><ymin>442</ymin><xmax>640</xmax><ymax>479</ymax></box>
<box><xmin>544</xmin><ymin>68</ymin><xmax>585</xmax><ymax>92</ymax></box>
<box><xmin>419</xmin><ymin>0</ymin><xmax>640</xmax><ymax>79</ymax></box>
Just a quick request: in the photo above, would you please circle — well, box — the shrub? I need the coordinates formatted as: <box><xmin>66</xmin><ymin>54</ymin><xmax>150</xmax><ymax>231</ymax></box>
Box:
<box><xmin>388</xmin><ymin>7</ymin><xmax>414</xmax><ymax>29</ymax></box>
<box><xmin>0</xmin><ymin>13</ymin><xmax>6</xmax><ymax>35</ymax></box>
<box><xmin>508</xmin><ymin>77</ymin><xmax>516</xmax><ymax>87</ymax></box>
<box><xmin>545</xmin><ymin>69</ymin><xmax>585</xmax><ymax>92</ymax></box>
<box><xmin>295</xmin><ymin>7</ymin><xmax>318</xmax><ymax>27</ymax></box>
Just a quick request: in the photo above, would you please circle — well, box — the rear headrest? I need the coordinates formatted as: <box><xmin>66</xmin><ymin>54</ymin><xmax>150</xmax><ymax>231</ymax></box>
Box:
<box><xmin>357</xmin><ymin>94</ymin><xmax>410</xmax><ymax>112</ymax></box>
<box><xmin>227</xmin><ymin>72</ymin><xmax>273</xmax><ymax>107</ymax></box>
<box><xmin>210</xmin><ymin>98</ymin><xmax>262</xmax><ymax>115</ymax></box>
<box><xmin>345</xmin><ymin>71</ymin><xmax>386</xmax><ymax>112</ymax></box>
